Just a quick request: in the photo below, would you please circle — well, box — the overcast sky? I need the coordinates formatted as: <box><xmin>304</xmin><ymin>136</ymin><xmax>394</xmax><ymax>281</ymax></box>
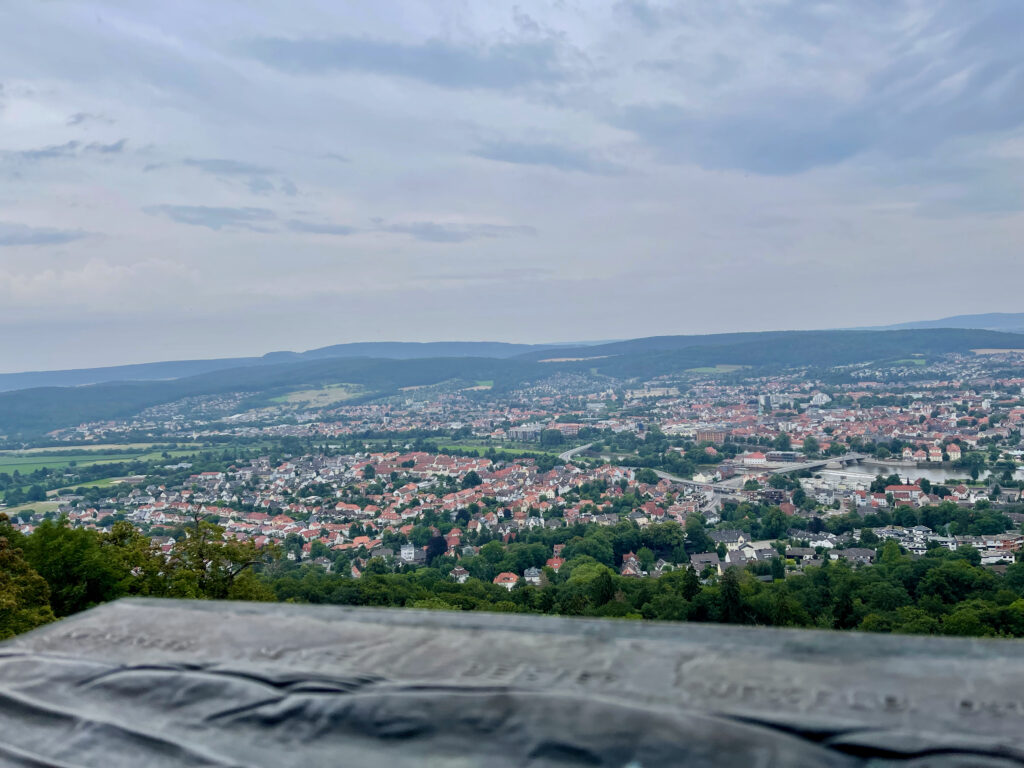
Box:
<box><xmin>2</xmin><ymin>1</ymin><xmax>1023</xmax><ymax>372</ymax></box>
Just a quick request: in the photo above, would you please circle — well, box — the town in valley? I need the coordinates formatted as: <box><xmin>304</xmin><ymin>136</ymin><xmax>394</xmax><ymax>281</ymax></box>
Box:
<box><xmin>6</xmin><ymin>346</ymin><xmax>1024</xmax><ymax>637</ymax></box>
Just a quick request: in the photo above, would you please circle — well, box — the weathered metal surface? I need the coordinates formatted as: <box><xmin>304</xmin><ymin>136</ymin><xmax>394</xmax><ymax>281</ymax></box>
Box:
<box><xmin>3</xmin><ymin>598</ymin><xmax>1024</xmax><ymax>766</ymax></box>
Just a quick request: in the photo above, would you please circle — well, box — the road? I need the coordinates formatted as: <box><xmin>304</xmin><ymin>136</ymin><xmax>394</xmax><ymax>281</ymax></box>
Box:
<box><xmin>559</xmin><ymin>443</ymin><xmax>593</xmax><ymax>462</ymax></box>
<box><xmin>653</xmin><ymin>469</ymin><xmax>705</xmax><ymax>487</ymax></box>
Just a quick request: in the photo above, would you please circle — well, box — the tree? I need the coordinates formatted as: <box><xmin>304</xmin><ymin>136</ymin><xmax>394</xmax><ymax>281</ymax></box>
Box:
<box><xmin>635</xmin><ymin>468</ymin><xmax>660</xmax><ymax>485</ymax></box>
<box><xmin>719</xmin><ymin>568</ymin><xmax>744</xmax><ymax>624</ymax></box>
<box><xmin>409</xmin><ymin>526</ymin><xmax>432</xmax><ymax>548</ymax></box>
<box><xmin>480</xmin><ymin>540</ymin><xmax>505</xmax><ymax>564</ymax></box>
<box><xmin>685</xmin><ymin>516</ymin><xmax>714</xmax><ymax>554</ymax></box>
<box><xmin>680</xmin><ymin>566</ymin><xmax>701</xmax><ymax>599</ymax></box>
<box><xmin>425</xmin><ymin>535</ymin><xmax>448</xmax><ymax>565</ymax></box>
<box><xmin>637</xmin><ymin>547</ymin><xmax>655</xmax><ymax>572</ymax></box>
<box><xmin>99</xmin><ymin>521</ymin><xmax>166</xmax><ymax>598</ymax></box>
<box><xmin>310</xmin><ymin>540</ymin><xmax>330</xmax><ymax>559</ymax></box>
<box><xmin>881</xmin><ymin>539</ymin><xmax>903</xmax><ymax>565</ymax></box>
<box><xmin>0</xmin><ymin>532</ymin><xmax>55</xmax><ymax>639</ymax></box>
<box><xmin>461</xmin><ymin>470</ymin><xmax>482</xmax><ymax>489</ymax></box>
<box><xmin>590</xmin><ymin>567</ymin><xmax>616</xmax><ymax>606</ymax></box>
<box><xmin>25</xmin><ymin>485</ymin><xmax>47</xmax><ymax>503</ymax></box>
<box><xmin>362</xmin><ymin>464</ymin><xmax>376</xmax><ymax>480</ymax></box>
<box><xmin>540</xmin><ymin>429</ymin><xmax>564</xmax><ymax>447</ymax></box>
<box><xmin>164</xmin><ymin>515</ymin><xmax>276</xmax><ymax>600</ymax></box>
<box><xmin>21</xmin><ymin>518</ymin><xmax>123</xmax><ymax>617</ymax></box>
<box><xmin>802</xmin><ymin>436</ymin><xmax>820</xmax><ymax>457</ymax></box>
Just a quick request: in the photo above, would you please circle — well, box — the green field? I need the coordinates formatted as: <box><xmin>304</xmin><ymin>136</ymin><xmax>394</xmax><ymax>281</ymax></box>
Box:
<box><xmin>271</xmin><ymin>383</ymin><xmax>363</xmax><ymax>407</ymax></box>
<box><xmin>0</xmin><ymin>448</ymin><xmax>204</xmax><ymax>476</ymax></box>
<box><xmin>54</xmin><ymin>476</ymin><xmax>138</xmax><ymax>492</ymax></box>
<box><xmin>1</xmin><ymin>500</ymin><xmax>61</xmax><ymax>517</ymax></box>
<box><xmin>434</xmin><ymin>440</ymin><xmax>571</xmax><ymax>461</ymax></box>
<box><xmin>686</xmin><ymin>364</ymin><xmax>746</xmax><ymax>373</ymax></box>
<box><xmin>9</xmin><ymin>442</ymin><xmax>202</xmax><ymax>454</ymax></box>
<box><xmin>0</xmin><ymin>453</ymin><xmax>142</xmax><ymax>474</ymax></box>
<box><xmin>354</xmin><ymin>435</ymin><xmax>571</xmax><ymax>461</ymax></box>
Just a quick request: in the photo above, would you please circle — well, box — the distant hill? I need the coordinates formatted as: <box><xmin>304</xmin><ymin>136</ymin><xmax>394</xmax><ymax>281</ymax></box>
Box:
<box><xmin>867</xmin><ymin>312</ymin><xmax>1024</xmax><ymax>334</ymax></box>
<box><xmin>265</xmin><ymin>341</ymin><xmax>555</xmax><ymax>363</ymax></box>
<box><xmin>3</xmin><ymin>327</ymin><xmax>1024</xmax><ymax>436</ymax></box>
<box><xmin>513</xmin><ymin>331</ymin><xmax>800</xmax><ymax>362</ymax></box>
<box><xmin>0</xmin><ymin>341</ymin><xmax>563</xmax><ymax>393</ymax></box>
<box><xmin>0</xmin><ymin>358</ymin><xmax>263</xmax><ymax>394</ymax></box>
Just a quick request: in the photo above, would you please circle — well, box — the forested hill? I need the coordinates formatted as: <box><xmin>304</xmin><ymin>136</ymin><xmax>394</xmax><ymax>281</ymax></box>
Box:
<box><xmin>2</xmin><ymin>328</ymin><xmax>1024</xmax><ymax>437</ymax></box>
<box><xmin>0</xmin><ymin>341</ymin><xmax>561</xmax><ymax>393</ymax></box>
<box><xmin>512</xmin><ymin>328</ymin><xmax>1024</xmax><ymax>363</ymax></box>
<box><xmin>869</xmin><ymin>312</ymin><xmax>1024</xmax><ymax>334</ymax></box>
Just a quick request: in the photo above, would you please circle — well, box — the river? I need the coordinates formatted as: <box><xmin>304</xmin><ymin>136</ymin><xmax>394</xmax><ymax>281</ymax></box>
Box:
<box><xmin>817</xmin><ymin>460</ymin><xmax>1024</xmax><ymax>487</ymax></box>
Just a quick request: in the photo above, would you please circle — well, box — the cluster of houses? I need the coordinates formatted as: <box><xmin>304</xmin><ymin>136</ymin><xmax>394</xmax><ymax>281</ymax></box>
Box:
<box><xmin>7</xmin><ymin>437</ymin><xmax>1023</xmax><ymax>588</ymax></box>
<box><xmin>871</xmin><ymin>525</ymin><xmax>1024</xmax><ymax>564</ymax></box>
<box><xmin>900</xmin><ymin>443</ymin><xmax>962</xmax><ymax>462</ymax></box>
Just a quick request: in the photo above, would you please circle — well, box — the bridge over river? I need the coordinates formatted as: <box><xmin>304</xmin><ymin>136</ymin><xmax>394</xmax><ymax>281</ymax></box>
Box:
<box><xmin>655</xmin><ymin>452</ymin><xmax>869</xmax><ymax>492</ymax></box>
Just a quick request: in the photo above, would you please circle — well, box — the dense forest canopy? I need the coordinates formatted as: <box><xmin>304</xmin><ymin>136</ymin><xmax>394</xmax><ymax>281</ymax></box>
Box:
<box><xmin>5</xmin><ymin>511</ymin><xmax>1024</xmax><ymax>641</ymax></box>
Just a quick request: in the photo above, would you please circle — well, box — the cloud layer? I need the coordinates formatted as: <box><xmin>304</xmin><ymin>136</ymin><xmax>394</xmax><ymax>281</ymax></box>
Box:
<box><xmin>0</xmin><ymin>222</ymin><xmax>86</xmax><ymax>246</ymax></box>
<box><xmin>0</xmin><ymin>0</ymin><xmax>1022</xmax><ymax>371</ymax></box>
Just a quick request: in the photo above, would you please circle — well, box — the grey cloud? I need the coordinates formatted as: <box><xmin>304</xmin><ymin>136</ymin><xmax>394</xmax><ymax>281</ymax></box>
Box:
<box><xmin>180</xmin><ymin>157</ymin><xmax>296</xmax><ymax>196</ymax></box>
<box><xmin>613</xmin><ymin>0</ymin><xmax>664</xmax><ymax>31</ymax></box>
<box><xmin>434</xmin><ymin>267</ymin><xmax>553</xmax><ymax>282</ymax></box>
<box><xmin>616</xmin><ymin>102</ymin><xmax>866</xmax><ymax>175</ymax></box>
<box><xmin>4</xmin><ymin>138</ymin><xmax>126</xmax><ymax>163</ymax></box>
<box><xmin>183</xmin><ymin>158</ymin><xmax>275</xmax><ymax>176</ymax></box>
<box><xmin>283</xmin><ymin>219</ymin><xmax>532</xmax><ymax>240</ymax></box>
<box><xmin>243</xmin><ymin>36</ymin><xmax>565</xmax><ymax>90</ymax></box>
<box><xmin>247</xmin><ymin>176</ymin><xmax>275</xmax><ymax>194</ymax></box>
<box><xmin>473</xmin><ymin>140</ymin><xmax>624</xmax><ymax>175</ymax></box>
<box><xmin>323</xmin><ymin>152</ymin><xmax>350</xmax><ymax>163</ymax></box>
<box><xmin>67</xmin><ymin>112</ymin><xmax>114</xmax><ymax>126</ymax></box>
<box><xmin>144</xmin><ymin>205</ymin><xmax>276</xmax><ymax>231</ymax></box>
<box><xmin>876</xmin><ymin>154</ymin><xmax>1024</xmax><ymax>217</ymax></box>
<box><xmin>8</xmin><ymin>141</ymin><xmax>80</xmax><ymax>162</ymax></box>
<box><xmin>0</xmin><ymin>222</ymin><xmax>86</xmax><ymax>246</ymax></box>
<box><xmin>85</xmin><ymin>138</ymin><xmax>127</xmax><ymax>154</ymax></box>
<box><xmin>287</xmin><ymin>219</ymin><xmax>355</xmax><ymax>236</ymax></box>
<box><xmin>614</xmin><ymin>1</ymin><xmax>1024</xmax><ymax>177</ymax></box>
<box><xmin>383</xmin><ymin>221</ymin><xmax>536</xmax><ymax>243</ymax></box>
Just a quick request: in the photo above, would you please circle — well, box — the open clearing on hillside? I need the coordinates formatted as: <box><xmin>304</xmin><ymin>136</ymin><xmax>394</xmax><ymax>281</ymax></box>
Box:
<box><xmin>687</xmin><ymin>364</ymin><xmax>746</xmax><ymax>373</ymax></box>
<box><xmin>272</xmin><ymin>383</ymin><xmax>363</xmax><ymax>407</ymax></box>
<box><xmin>49</xmin><ymin>476</ymin><xmax>138</xmax><ymax>493</ymax></box>
<box><xmin>1</xmin><ymin>500</ymin><xmax>61</xmax><ymax>516</ymax></box>
<box><xmin>539</xmin><ymin>355</ymin><xmax>610</xmax><ymax>363</ymax></box>
<box><xmin>0</xmin><ymin>453</ymin><xmax>143</xmax><ymax>474</ymax></box>
<box><xmin>433</xmin><ymin>439</ymin><xmax>583</xmax><ymax>461</ymax></box>
<box><xmin>0</xmin><ymin>447</ymin><xmax>207</xmax><ymax>476</ymax></box>
<box><xmin>7</xmin><ymin>442</ymin><xmax>202</xmax><ymax>454</ymax></box>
